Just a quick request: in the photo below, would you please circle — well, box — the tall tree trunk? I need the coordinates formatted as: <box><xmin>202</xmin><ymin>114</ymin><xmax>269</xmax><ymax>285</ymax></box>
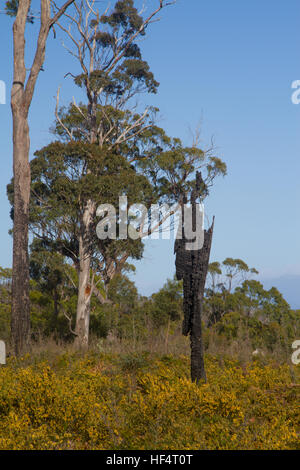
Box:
<box><xmin>11</xmin><ymin>111</ymin><xmax>31</xmax><ymax>355</ymax></box>
<box><xmin>10</xmin><ymin>0</ymin><xmax>75</xmax><ymax>356</ymax></box>
<box><xmin>74</xmin><ymin>199</ymin><xmax>95</xmax><ymax>349</ymax></box>
<box><xmin>52</xmin><ymin>287</ymin><xmax>59</xmax><ymax>322</ymax></box>
<box><xmin>10</xmin><ymin>0</ymin><xmax>31</xmax><ymax>356</ymax></box>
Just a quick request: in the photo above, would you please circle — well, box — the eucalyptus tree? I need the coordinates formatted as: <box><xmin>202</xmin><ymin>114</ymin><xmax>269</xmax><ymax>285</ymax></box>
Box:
<box><xmin>7</xmin><ymin>126</ymin><xmax>156</xmax><ymax>347</ymax></box>
<box><xmin>8</xmin><ymin>110</ymin><xmax>226</xmax><ymax>350</ymax></box>
<box><xmin>50</xmin><ymin>0</ymin><xmax>175</xmax><ymax>347</ymax></box>
<box><xmin>8</xmin><ymin>0</ymin><xmax>227</xmax><ymax>350</ymax></box>
<box><xmin>6</xmin><ymin>0</ymin><xmax>75</xmax><ymax>355</ymax></box>
<box><xmin>205</xmin><ymin>258</ymin><xmax>259</xmax><ymax>326</ymax></box>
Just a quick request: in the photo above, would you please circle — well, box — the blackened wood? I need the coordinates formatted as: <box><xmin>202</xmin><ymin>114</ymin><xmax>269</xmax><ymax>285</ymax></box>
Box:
<box><xmin>174</xmin><ymin>192</ymin><xmax>214</xmax><ymax>383</ymax></box>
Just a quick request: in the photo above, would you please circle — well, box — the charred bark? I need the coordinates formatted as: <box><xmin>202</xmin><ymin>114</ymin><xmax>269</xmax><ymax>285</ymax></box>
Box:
<box><xmin>174</xmin><ymin>174</ymin><xmax>214</xmax><ymax>383</ymax></box>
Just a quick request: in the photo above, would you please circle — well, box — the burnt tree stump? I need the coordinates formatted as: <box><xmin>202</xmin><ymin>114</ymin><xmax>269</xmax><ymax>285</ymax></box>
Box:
<box><xmin>174</xmin><ymin>176</ymin><xmax>214</xmax><ymax>383</ymax></box>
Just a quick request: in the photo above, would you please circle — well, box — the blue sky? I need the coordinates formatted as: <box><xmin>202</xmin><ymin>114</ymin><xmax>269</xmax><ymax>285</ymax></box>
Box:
<box><xmin>0</xmin><ymin>0</ymin><xmax>299</xmax><ymax>306</ymax></box>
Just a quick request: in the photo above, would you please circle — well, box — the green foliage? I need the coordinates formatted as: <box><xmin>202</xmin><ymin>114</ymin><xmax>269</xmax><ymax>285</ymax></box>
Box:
<box><xmin>73</xmin><ymin>0</ymin><xmax>159</xmax><ymax>99</ymax></box>
<box><xmin>118</xmin><ymin>352</ymin><xmax>151</xmax><ymax>373</ymax></box>
<box><xmin>108</xmin><ymin>274</ymin><xmax>138</xmax><ymax>311</ymax></box>
<box><xmin>7</xmin><ymin>138</ymin><xmax>152</xmax><ymax>282</ymax></box>
<box><xmin>100</xmin><ymin>0</ymin><xmax>144</xmax><ymax>34</ymax></box>
<box><xmin>0</xmin><ymin>250</ymin><xmax>297</xmax><ymax>362</ymax></box>
<box><xmin>203</xmin><ymin>256</ymin><xmax>299</xmax><ymax>357</ymax></box>
<box><xmin>205</xmin><ymin>257</ymin><xmax>260</xmax><ymax>325</ymax></box>
<box><xmin>0</xmin><ymin>294</ymin><xmax>10</xmax><ymax>342</ymax></box>
<box><xmin>138</xmin><ymin>140</ymin><xmax>227</xmax><ymax>204</ymax></box>
<box><xmin>149</xmin><ymin>278</ymin><xmax>183</xmax><ymax>328</ymax></box>
<box><xmin>214</xmin><ymin>309</ymin><xmax>299</xmax><ymax>354</ymax></box>
<box><xmin>222</xmin><ymin>257</ymin><xmax>258</xmax><ymax>292</ymax></box>
<box><xmin>0</xmin><ymin>267</ymin><xmax>11</xmax><ymax>341</ymax></box>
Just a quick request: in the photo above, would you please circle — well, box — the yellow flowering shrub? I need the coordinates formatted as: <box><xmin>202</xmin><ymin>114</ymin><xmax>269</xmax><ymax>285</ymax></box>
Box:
<box><xmin>0</xmin><ymin>352</ymin><xmax>298</xmax><ymax>450</ymax></box>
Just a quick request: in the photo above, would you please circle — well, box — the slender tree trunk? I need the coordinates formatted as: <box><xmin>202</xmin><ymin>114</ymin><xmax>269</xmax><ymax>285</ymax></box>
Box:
<box><xmin>74</xmin><ymin>200</ymin><xmax>95</xmax><ymax>349</ymax></box>
<box><xmin>132</xmin><ymin>314</ymin><xmax>136</xmax><ymax>351</ymax></box>
<box><xmin>74</xmin><ymin>244</ymin><xmax>92</xmax><ymax>349</ymax></box>
<box><xmin>10</xmin><ymin>0</ymin><xmax>75</xmax><ymax>356</ymax></box>
<box><xmin>52</xmin><ymin>287</ymin><xmax>59</xmax><ymax>321</ymax></box>
<box><xmin>165</xmin><ymin>315</ymin><xmax>171</xmax><ymax>354</ymax></box>
<box><xmin>10</xmin><ymin>0</ymin><xmax>31</xmax><ymax>356</ymax></box>
<box><xmin>11</xmin><ymin>111</ymin><xmax>31</xmax><ymax>355</ymax></box>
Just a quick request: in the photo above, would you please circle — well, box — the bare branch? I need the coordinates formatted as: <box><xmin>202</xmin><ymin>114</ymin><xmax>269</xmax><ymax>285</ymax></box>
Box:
<box><xmin>92</xmin><ymin>285</ymin><xmax>112</xmax><ymax>304</ymax></box>
<box><xmin>63</xmin><ymin>308</ymin><xmax>78</xmax><ymax>336</ymax></box>
<box><xmin>55</xmin><ymin>87</ymin><xmax>74</xmax><ymax>139</ymax></box>
<box><xmin>24</xmin><ymin>0</ymin><xmax>76</xmax><ymax>110</ymax></box>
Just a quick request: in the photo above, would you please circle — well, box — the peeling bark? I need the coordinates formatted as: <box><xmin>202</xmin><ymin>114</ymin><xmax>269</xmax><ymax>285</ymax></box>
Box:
<box><xmin>74</xmin><ymin>199</ymin><xmax>95</xmax><ymax>349</ymax></box>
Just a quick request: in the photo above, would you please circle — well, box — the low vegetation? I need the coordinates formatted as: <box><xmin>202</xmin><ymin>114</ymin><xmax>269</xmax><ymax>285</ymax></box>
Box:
<box><xmin>0</xmin><ymin>349</ymin><xmax>299</xmax><ymax>450</ymax></box>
